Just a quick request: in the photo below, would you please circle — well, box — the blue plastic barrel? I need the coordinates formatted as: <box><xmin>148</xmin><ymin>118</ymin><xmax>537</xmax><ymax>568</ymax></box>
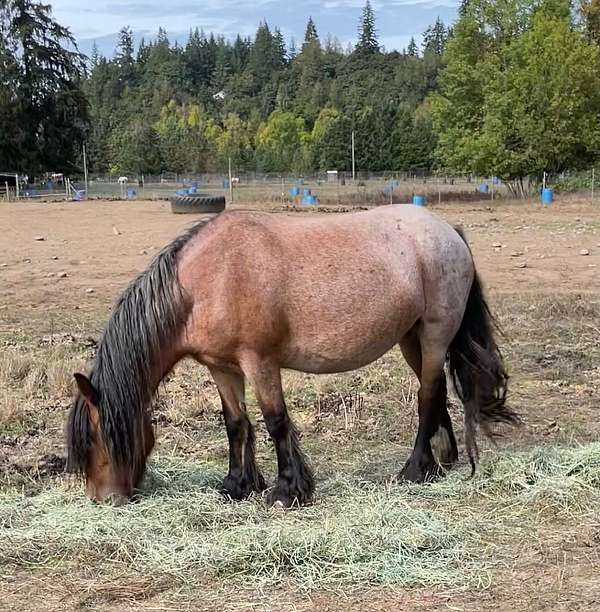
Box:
<box><xmin>175</xmin><ymin>188</ymin><xmax>189</xmax><ymax>196</ymax></box>
<box><xmin>188</xmin><ymin>185</ymin><xmax>197</xmax><ymax>194</ymax></box>
<box><xmin>191</xmin><ymin>180</ymin><xmax>198</xmax><ymax>189</ymax></box>
<box><xmin>74</xmin><ymin>190</ymin><xmax>86</xmax><ymax>201</ymax></box>
<box><xmin>492</xmin><ymin>176</ymin><xmax>500</xmax><ymax>185</ymax></box>
<box><xmin>289</xmin><ymin>187</ymin><xmax>300</xmax><ymax>197</ymax></box>
<box><xmin>478</xmin><ymin>183</ymin><xmax>489</xmax><ymax>193</ymax></box>
<box><xmin>541</xmin><ymin>187</ymin><xmax>553</xmax><ymax>205</ymax></box>
<box><xmin>303</xmin><ymin>188</ymin><xmax>311</xmax><ymax>197</ymax></box>
<box><xmin>127</xmin><ymin>189</ymin><xmax>137</xmax><ymax>199</ymax></box>
<box><xmin>302</xmin><ymin>195</ymin><xmax>318</xmax><ymax>205</ymax></box>
<box><xmin>412</xmin><ymin>194</ymin><xmax>425</xmax><ymax>206</ymax></box>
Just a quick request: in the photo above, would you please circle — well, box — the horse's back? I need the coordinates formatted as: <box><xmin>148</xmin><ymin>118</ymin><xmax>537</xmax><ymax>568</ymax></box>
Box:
<box><xmin>180</xmin><ymin>206</ymin><xmax>473</xmax><ymax>374</ymax></box>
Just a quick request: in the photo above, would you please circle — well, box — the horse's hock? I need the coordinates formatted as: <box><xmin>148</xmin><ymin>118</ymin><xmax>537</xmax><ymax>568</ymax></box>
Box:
<box><xmin>170</xmin><ymin>194</ymin><xmax>226</xmax><ymax>214</ymax></box>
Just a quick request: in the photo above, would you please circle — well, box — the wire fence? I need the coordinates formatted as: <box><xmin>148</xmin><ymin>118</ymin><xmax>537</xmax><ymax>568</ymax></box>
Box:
<box><xmin>3</xmin><ymin>169</ymin><xmax>600</xmax><ymax>206</ymax></box>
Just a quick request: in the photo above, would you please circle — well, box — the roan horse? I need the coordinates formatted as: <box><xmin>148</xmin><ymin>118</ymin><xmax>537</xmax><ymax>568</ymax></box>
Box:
<box><xmin>67</xmin><ymin>205</ymin><xmax>517</xmax><ymax>506</ymax></box>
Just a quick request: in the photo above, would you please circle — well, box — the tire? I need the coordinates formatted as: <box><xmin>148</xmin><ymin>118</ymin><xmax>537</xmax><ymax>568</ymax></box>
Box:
<box><xmin>170</xmin><ymin>194</ymin><xmax>226</xmax><ymax>214</ymax></box>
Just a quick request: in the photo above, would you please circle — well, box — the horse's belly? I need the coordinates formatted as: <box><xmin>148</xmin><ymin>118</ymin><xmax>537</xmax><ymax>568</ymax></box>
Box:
<box><xmin>282</xmin><ymin>340</ymin><xmax>396</xmax><ymax>374</ymax></box>
<box><xmin>280</xmin><ymin>313</ymin><xmax>412</xmax><ymax>374</ymax></box>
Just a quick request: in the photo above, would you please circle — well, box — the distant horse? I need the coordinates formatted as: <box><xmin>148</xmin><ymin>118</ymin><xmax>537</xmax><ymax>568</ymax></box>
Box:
<box><xmin>67</xmin><ymin>206</ymin><xmax>518</xmax><ymax>506</ymax></box>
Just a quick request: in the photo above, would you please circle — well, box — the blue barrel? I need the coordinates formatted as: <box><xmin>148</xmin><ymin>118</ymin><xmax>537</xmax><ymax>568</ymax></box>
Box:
<box><xmin>188</xmin><ymin>185</ymin><xmax>197</xmax><ymax>194</ymax></box>
<box><xmin>303</xmin><ymin>188</ymin><xmax>311</xmax><ymax>197</ymax></box>
<box><xmin>222</xmin><ymin>179</ymin><xmax>229</xmax><ymax>189</ymax></box>
<box><xmin>492</xmin><ymin>176</ymin><xmax>500</xmax><ymax>185</ymax></box>
<box><xmin>288</xmin><ymin>187</ymin><xmax>300</xmax><ymax>197</ymax></box>
<box><xmin>541</xmin><ymin>187</ymin><xmax>553</xmax><ymax>205</ymax></box>
<box><xmin>74</xmin><ymin>190</ymin><xmax>86</xmax><ymax>201</ymax></box>
<box><xmin>412</xmin><ymin>194</ymin><xmax>425</xmax><ymax>206</ymax></box>
<box><xmin>302</xmin><ymin>195</ymin><xmax>318</xmax><ymax>205</ymax></box>
<box><xmin>175</xmin><ymin>188</ymin><xmax>189</xmax><ymax>196</ymax></box>
<box><xmin>478</xmin><ymin>183</ymin><xmax>489</xmax><ymax>193</ymax></box>
<box><xmin>191</xmin><ymin>180</ymin><xmax>198</xmax><ymax>189</ymax></box>
<box><xmin>127</xmin><ymin>189</ymin><xmax>137</xmax><ymax>199</ymax></box>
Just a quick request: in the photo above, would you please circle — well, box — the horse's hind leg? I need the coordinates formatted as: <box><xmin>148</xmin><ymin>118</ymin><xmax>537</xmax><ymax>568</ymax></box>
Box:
<box><xmin>210</xmin><ymin>367</ymin><xmax>266</xmax><ymax>499</ymax></box>
<box><xmin>242</xmin><ymin>358</ymin><xmax>314</xmax><ymax>507</ymax></box>
<box><xmin>399</xmin><ymin>328</ymin><xmax>457</xmax><ymax>482</ymax></box>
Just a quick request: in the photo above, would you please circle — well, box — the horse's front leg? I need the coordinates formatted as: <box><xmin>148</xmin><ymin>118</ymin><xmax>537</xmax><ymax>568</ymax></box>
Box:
<box><xmin>210</xmin><ymin>367</ymin><xmax>266</xmax><ymax>499</ymax></box>
<box><xmin>243</xmin><ymin>358</ymin><xmax>314</xmax><ymax>507</ymax></box>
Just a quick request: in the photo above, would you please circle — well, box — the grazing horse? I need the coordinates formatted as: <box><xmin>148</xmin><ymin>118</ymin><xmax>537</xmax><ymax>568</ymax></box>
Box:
<box><xmin>67</xmin><ymin>205</ymin><xmax>517</xmax><ymax>506</ymax></box>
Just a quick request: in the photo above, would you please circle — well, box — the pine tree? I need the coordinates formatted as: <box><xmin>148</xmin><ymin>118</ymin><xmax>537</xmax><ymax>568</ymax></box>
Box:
<box><xmin>458</xmin><ymin>0</ymin><xmax>470</xmax><ymax>17</ymax></box>
<box><xmin>2</xmin><ymin>0</ymin><xmax>87</xmax><ymax>174</ymax></box>
<box><xmin>423</xmin><ymin>18</ymin><xmax>449</xmax><ymax>55</ymax></box>
<box><xmin>273</xmin><ymin>27</ymin><xmax>287</xmax><ymax>67</ymax></box>
<box><xmin>90</xmin><ymin>42</ymin><xmax>100</xmax><ymax>69</ymax></box>
<box><xmin>407</xmin><ymin>36</ymin><xmax>418</xmax><ymax>57</ymax></box>
<box><xmin>116</xmin><ymin>26</ymin><xmax>135</xmax><ymax>85</ymax></box>
<box><xmin>355</xmin><ymin>1</ymin><xmax>379</xmax><ymax>55</ymax></box>
<box><xmin>303</xmin><ymin>17</ymin><xmax>319</xmax><ymax>49</ymax></box>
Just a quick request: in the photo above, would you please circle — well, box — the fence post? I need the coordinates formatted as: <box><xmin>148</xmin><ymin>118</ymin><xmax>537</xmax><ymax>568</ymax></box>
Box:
<box><xmin>592</xmin><ymin>168</ymin><xmax>595</xmax><ymax>205</ymax></box>
<box><xmin>228</xmin><ymin>157</ymin><xmax>234</xmax><ymax>204</ymax></box>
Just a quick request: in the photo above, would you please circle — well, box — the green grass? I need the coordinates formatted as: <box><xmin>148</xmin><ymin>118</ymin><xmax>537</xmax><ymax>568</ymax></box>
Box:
<box><xmin>1</xmin><ymin>443</ymin><xmax>599</xmax><ymax>592</ymax></box>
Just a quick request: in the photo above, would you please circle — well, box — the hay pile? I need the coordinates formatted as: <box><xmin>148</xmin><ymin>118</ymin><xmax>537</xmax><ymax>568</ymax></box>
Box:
<box><xmin>1</xmin><ymin>443</ymin><xmax>599</xmax><ymax>591</ymax></box>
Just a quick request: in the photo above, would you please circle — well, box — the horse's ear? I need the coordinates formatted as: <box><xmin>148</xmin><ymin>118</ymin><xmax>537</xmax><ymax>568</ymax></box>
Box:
<box><xmin>74</xmin><ymin>373</ymin><xmax>98</xmax><ymax>406</ymax></box>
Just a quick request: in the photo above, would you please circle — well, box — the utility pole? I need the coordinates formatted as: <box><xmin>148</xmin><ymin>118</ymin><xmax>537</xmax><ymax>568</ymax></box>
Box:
<box><xmin>351</xmin><ymin>131</ymin><xmax>355</xmax><ymax>182</ymax></box>
<box><xmin>228</xmin><ymin>157</ymin><xmax>233</xmax><ymax>203</ymax></box>
<box><xmin>83</xmin><ymin>144</ymin><xmax>89</xmax><ymax>196</ymax></box>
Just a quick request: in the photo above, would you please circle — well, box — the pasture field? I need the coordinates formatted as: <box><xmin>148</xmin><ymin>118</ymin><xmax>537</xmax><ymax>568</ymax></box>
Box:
<box><xmin>0</xmin><ymin>196</ymin><xmax>599</xmax><ymax>611</ymax></box>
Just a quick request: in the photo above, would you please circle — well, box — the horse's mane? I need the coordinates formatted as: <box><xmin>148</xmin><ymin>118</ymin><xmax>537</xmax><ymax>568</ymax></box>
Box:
<box><xmin>67</xmin><ymin>219</ymin><xmax>210</xmax><ymax>475</ymax></box>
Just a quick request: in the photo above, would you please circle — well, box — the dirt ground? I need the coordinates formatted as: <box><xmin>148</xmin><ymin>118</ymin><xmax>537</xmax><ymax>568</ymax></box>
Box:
<box><xmin>1</xmin><ymin>196</ymin><xmax>599</xmax><ymax>611</ymax></box>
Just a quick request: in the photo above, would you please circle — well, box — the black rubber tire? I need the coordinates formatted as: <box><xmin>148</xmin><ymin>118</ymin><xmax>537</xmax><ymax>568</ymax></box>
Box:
<box><xmin>170</xmin><ymin>194</ymin><xmax>226</xmax><ymax>214</ymax></box>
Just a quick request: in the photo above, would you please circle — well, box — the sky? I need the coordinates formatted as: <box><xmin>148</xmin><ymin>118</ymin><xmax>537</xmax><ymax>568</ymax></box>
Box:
<box><xmin>49</xmin><ymin>0</ymin><xmax>459</xmax><ymax>58</ymax></box>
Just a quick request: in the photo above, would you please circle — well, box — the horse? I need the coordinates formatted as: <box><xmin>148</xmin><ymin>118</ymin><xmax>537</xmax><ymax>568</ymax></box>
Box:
<box><xmin>67</xmin><ymin>205</ymin><xmax>518</xmax><ymax>506</ymax></box>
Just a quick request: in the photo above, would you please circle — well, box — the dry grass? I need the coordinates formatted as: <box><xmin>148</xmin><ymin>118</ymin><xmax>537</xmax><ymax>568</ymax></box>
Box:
<box><xmin>0</xmin><ymin>444</ymin><xmax>599</xmax><ymax>596</ymax></box>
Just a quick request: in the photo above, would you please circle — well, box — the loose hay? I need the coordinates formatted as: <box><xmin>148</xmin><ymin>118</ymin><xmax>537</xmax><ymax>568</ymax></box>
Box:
<box><xmin>1</xmin><ymin>443</ymin><xmax>599</xmax><ymax>592</ymax></box>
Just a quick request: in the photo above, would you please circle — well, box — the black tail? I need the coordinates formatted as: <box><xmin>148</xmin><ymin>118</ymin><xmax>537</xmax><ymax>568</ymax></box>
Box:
<box><xmin>448</xmin><ymin>228</ymin><xmax>520</xmax><ymax>474</ymax></box>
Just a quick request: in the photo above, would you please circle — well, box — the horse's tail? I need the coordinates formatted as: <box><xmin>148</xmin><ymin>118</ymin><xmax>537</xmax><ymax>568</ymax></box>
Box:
<box><xmin>448</xmin><ymin>227</ymin><xmax>520</xmax><ymax>474</ymax></box>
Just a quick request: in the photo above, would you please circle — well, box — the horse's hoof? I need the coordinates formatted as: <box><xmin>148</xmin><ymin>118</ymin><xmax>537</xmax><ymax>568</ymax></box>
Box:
<box><xmin>220</xmin><ymin>475</ymin><xmax>253</xmax><ymax>500</ymax></box>
<box><xmin>266</xmin><ymin>480</ymin><xmax>312</xmax><ymax>508</ymax></box>
<box><xmin>398</xmin><ymin>456</ymin><xmax>442</xmax><ymax>483</ymax></box>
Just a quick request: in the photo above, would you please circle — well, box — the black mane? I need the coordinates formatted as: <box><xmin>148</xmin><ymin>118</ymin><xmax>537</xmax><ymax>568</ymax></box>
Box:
<box><xmin>67</xmin><ymin>220</ymin><xmax>210</xmax><ymax>475</ymax></box>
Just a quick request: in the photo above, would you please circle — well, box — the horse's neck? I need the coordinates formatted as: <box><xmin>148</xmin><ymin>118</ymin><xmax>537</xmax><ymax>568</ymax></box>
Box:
<box><xmin>147</xmin><ymin>341</ymin><xmax>185</xmax><ymax>398</ymax></box>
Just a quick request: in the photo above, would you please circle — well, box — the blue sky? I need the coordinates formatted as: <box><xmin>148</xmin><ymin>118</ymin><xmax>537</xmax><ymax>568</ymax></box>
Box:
<box><xmin>50</xmin><ymin>0</ymin><xmax>458</xmax><ymax>58</ymax></box>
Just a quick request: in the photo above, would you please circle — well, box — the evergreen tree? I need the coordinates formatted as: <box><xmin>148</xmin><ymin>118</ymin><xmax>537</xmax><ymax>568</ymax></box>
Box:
<box><xmin>407</xmin><ymin>36</ymin><xmax>418</xmax><ymax>57</ymax></box>
<box><xmin>1</xmin><ymin>0</ymin><xmax>87</xmax><ymax>174</ymax></box>
<box><xmin>116</xmin><ymin>26</ymin><xmax>135</xmax><ymax>86</ymax></box>
<box><xmin>355</xmin><ymin>1</ymin><xmax>379</xmax><ymax>55</ymax></box>
<box><xmin>303</xmin><ymin>17</ymin><xmax>319</xmax><ymax>49</ymax></box>
<box><xmin>423</xmin><ymin>18</ymin><xmax>449</xmax><ymax>55</ymax></box>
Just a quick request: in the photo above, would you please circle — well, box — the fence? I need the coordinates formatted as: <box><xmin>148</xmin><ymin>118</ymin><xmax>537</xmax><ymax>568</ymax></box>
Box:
<box><xmin>5</xmin><ymin>169</ymin><xmax>600</xmax><ymax>206</ymax></box>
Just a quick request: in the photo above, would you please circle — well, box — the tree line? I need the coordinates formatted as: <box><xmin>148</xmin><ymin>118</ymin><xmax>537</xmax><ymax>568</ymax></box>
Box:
<box><xmin>2</xmin><ymin>0</ymin><xmax>600</xmax><ymax>184</ymax></box>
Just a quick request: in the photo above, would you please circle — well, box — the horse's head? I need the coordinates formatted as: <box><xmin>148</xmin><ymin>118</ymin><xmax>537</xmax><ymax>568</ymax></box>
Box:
<box><xmin>69</xmin><ymin>373</ymin><xmax>155</xmax><ymax>505</ymax></box>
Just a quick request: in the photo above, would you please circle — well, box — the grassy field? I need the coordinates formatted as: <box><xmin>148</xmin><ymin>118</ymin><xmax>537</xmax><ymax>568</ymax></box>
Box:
<box><xmin>0</xmin><ymin>196</ymin><xmax>599</xmax><ymax>610</ymax></box>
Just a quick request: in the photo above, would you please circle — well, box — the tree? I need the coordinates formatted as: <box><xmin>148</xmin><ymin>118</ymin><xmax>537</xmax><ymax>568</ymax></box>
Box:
<box><xmin>355</xmin><ymin>1</ymin><xmax>379</xmax><ymax>55</ymax></box>
<box><xmin>431</xmin><ymin>0</ymin><xmax>600</xmax><ymax>188</ymax></box>
<box><xmin>579</xmin><ymin>0</ymin><xmax>600</xmax><ymax>45</ymax></box>
<box><xmin>216</xmin><ymin>113</ymin><xmax>253</xmax><ymax>170</ymax></box>
<box><xmin>109</xmin><ymin>120</ymin><xmax>162</xmax><ymax>176</ymax></box>
<box><xmin>407</xmin><ymin>37</ymin><xmax>419</xmax><ymax>57</ymax></box>
<box><xmin>1</xmin><ymin>0</ymin><xmax>87</xmax><ymax>175</ymax></box>
<box><xmin>116</xmin><ymin>26</ymin><xmax>135</xmax><ymax>87</ymax></box>
<box><xmin>423</xmin><ymin>18</ymin><xmax>449</xmax><ymax>55</ymax></box>
<box><xmin>303</xmin><ymin>17</ymin><xmax>319</xmax><ymax>49</ymax></box>
<box><xmin>255</xmin><ymin>110</ymin><xmax>309</xmax><ymax>171</ymax></box>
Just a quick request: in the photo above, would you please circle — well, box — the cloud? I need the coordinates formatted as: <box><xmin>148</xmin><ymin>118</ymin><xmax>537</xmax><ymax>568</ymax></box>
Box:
<box><xmin>52</xmin><ymin>0</ymin><xmax>458</xmax><ymax>53</ymax></box>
